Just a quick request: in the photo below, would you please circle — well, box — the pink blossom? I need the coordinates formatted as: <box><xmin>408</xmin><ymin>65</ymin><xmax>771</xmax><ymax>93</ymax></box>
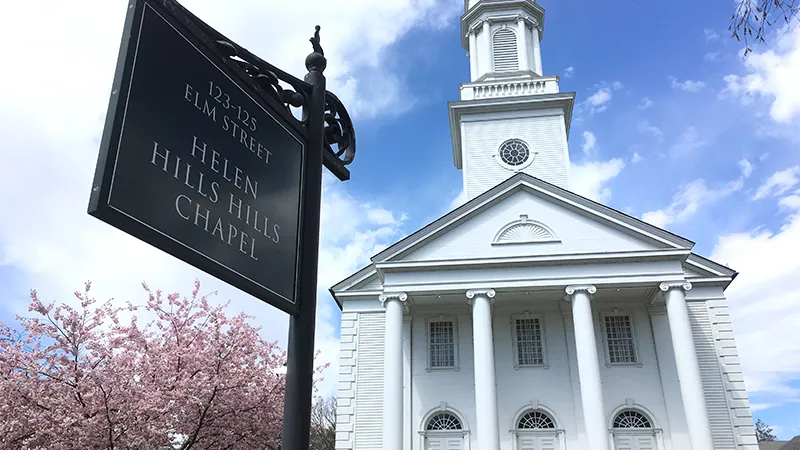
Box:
<box><xmin>0</xmin><ymin>280</ymin><xmax>325</xmax><ymax>449</ymax></box>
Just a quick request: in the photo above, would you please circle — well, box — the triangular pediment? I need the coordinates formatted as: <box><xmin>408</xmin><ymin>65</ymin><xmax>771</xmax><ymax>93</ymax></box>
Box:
<box><xmin>328</xmin><ymin>176</ymin><xmax>744</xmax><ymax>303</ymax></box>
<box><xmin>372</xmin><ymin>174</ymin><xmax>694</xmax><ymax>264</ymax></box>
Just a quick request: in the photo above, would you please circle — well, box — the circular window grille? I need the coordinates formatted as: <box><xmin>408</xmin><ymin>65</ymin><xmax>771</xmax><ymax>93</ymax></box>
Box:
<box><xmin>499</xmin><ymin>139</ymin><xmax>531</xmax><ymax>167</ymax></box>
<box><xmin>518</xmin><ymin>410</ymin><xmax>556</xmax><ymax>429</ymax></box>
<box><xmin>613</xmin><ymin>410</ymin><xmax>652</xmax><ymax>429</ymax></box>
<box><xmin>426</xmin><ymin>412</ymin><xmax>462</xmax><ymax>430</ymax></box>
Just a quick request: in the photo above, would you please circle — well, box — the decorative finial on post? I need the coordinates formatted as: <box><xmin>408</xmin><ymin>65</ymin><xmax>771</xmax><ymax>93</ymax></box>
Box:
<box><xmin>306</xmin><ymin>25</ymin><xmax>327</xmax><ymax>73</ymax></box>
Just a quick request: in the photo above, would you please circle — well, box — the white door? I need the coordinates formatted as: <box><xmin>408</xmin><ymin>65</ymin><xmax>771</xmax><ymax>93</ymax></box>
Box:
<box><xmin>425</xmin><ymin>435</ymin><xmax>463</xmax><ymax>450</ymax></box>
<box><xmin>517</xmin><ymin>433</ymin><xmax>559</xmax><ymax>450</ymax></box>
<box><xmin>613</xmin><ymin>434</ymin><xmax>656</xmax><ymax>450</ymax></box>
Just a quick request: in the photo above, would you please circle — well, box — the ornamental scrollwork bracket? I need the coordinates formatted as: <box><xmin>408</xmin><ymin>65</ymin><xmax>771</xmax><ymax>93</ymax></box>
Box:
<box><xmin>307</xmin><ymin>25</ymin><xmax>356</xmax><ymax>180</ymax></box>
<box><xmin>322</xmin><ymin>91</ymin><xmax>356</xmax><ymax>173</ymax></box>
<box><xmin>213</xmin><ymin>39</ymin><xmax>307</xmax><ymax>114</ymax></box>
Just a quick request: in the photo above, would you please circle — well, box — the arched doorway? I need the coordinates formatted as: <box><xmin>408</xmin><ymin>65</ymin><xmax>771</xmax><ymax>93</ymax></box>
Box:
<box><xmin>423</xmin><ymin>411</ymin><xmax>467</xmax><ymax>450</ymax></box>
<box><xmin>611</xmin><ymin>409</ymin><xmax>657</xmax><ymax>450</ymax></box>
<box><xmin>513</xmin><ymin>409</ymin><xmax>561</xmax><ymax>450</ymax></box>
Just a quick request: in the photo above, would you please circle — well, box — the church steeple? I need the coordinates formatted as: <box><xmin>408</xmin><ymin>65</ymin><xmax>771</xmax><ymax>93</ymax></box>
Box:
<box><xmin>449</xmin><ymin>0</ymin><xmax>576</xmax><ymax>201</ymax></box>
<box><xmin>462</xmin><ymin>0</ymin><xmax>545</xmax><ymax>81</ymax></box>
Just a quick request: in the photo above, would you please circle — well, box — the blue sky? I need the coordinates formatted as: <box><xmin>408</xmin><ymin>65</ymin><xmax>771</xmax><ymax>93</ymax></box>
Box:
<box><xmin>1</xmin><ymin>0</ymin><xmax>799</xmax><ymax>440</ymax></box>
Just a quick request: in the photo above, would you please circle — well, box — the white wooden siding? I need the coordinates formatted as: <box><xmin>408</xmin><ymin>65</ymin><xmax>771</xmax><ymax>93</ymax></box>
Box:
<box><xmin>335</xmin><ymin>312</ymin><xmax>358</xmax><ymax>450</ymax></box>
<box><xmin>687</xmin><ymin>302</ymin><xmax>737</xmax><ymax>449</ymax></box>
<box><xmin>462</xmin><ymin>115</ymin><xmax>569</xmax><ymax>200</ymax></box>
<box><xmin>705</xmin><ymin>297</ymin><xmax>760</xmax><ymax>450</ymax></box>
<box><xmin>354</xmin><ymin>313</ymin><xmax>386</xmax><ymax>450</ymax></box>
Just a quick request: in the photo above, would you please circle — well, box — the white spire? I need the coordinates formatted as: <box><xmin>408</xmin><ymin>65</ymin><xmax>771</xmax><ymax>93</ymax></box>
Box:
<box><xmin>449</xmin><ymin>0</ymin><xmax>576</xmax><ymax>201</ymax></box>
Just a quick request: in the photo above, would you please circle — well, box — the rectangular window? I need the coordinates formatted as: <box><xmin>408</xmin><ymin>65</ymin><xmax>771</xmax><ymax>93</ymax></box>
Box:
<box><xmin>514</xmin><ymin>316</ymin><xmax>544</xmax><ymax>366</ymax></box>
<box><xmin>428</xmin><ymin>319</ymin><xmax>456</xmax><ymax>369</ymax></box>
<box><xmin>603</xmin><ymin>314</ymin><xmax>638</xmax><ymax>364</ymax></box>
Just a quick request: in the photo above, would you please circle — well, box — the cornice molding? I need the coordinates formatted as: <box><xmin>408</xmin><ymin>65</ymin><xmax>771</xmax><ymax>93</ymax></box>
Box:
<box><xmin>659</xmin><ymin>281</ymin><xmax>692</xmax><ymax>292</ymax></box>
<box><xmin>565</xmin><ymin>285</ymin><xmax>597</xmax><ymax>296</ymax></box>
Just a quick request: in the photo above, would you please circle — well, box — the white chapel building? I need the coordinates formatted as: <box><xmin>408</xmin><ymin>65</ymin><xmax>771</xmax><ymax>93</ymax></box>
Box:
<box><xmin>329</xmin><ymin>1</ymin><xmax>760</xmax><ymax>450</ymax></box>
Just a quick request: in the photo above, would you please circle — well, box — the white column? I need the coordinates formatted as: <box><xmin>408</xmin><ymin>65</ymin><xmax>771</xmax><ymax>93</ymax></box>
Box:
<box><xmin>466</xmin><ymin>289</ymin><xmax>500</xmax><ymax>450</ymax></box>
<box><xmin>531</xmin><ymin>21</ymin><xmax>542</xmax><ymax>75</ymax></box>
<box><xmin>380</xmin><ymin>292</ymin><xmax>408</xmax><ymax>450</ymax></box>
<box><xmin>516</xmin><ymin>17</ymin><xmax>529</xmax><ymax>72</ymax></box>
<box><xmin>482</xmin><ymin>20</ymin><xmax>493</xmax><ymax>72</ymax></box>
<box><xmin>660</xmin><ymin>282</ymin><xmax>715</xmax><ymax>450</ymax></box>
<box><xmin>468</xmin><ymin>30</ymin><xmax>479</xmax><ymax>80</ymax></box>
<box><xmin>565</xmin><ymin>285</ymin><xmax>609</xmax><ymax>450</ymax></box>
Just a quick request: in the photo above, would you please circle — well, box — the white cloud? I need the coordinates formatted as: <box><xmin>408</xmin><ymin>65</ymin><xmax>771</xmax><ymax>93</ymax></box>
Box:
<box><xmin>576</xmin><ymin>82</ymin><xmax>623</xmax><ymax>116</ymax></box>
<box><xmin>582</xmin><ymin>131</ymin><xmax>597</xmax><ymax>156</ymax></box>
<box><xmin>705</xmin><ymin>51</ymin><xmax>721</xmax><ymax>62</ymax></box>
<box><xmin>669</xmin><ymin>76</ymin><xmax>707</xmax><ymax>92</ymax></box>
<box><xmin>641</xmin><ymin>178</ymin><xmax>743</xmax><ymax>228</ymax></box>
<box><xmin>752</xmin><ymin>166</ymin><xmax>800</xmax><ymax>200</ymax></box>
<box><xmin>632</xmin><ymin>152</ymin><xmax>643</xmax><ymax>164</ymax></box>
<box><xmin>637</xmin><ymin>120</ymin><xmax>664</xmax><ymax>142</ymax></box>
<box><xmin>564</xmin><ymin>66</ymin><xmax>575</xmax><ymax>78</ymax></box>
<box><xmin>710</xmin><ymin>209</ymin><xmax>800</xmax><ymax>405</ymax></box>
<box><xmin>587</xmin><ymin>88</ymin><xmax>612</xmax><ymax>111</ymax></box>
<box><xmin>704</xmin><ymin>28</ymin><xmax>720</xmax><ymax>41</ymax></box>
<box><xmin>670</xmin><ymin>126</ymin><xmax>709</xmax><ymax>157</ymax></box>
<box><xmin>779</xmin><ymin>190</ymin><xmax>800</xmax><ymax>210</ymax></box>
<box><xmin>670</xmin><ymin>127</ymin><xmax>708</xmax><ymax>157</ymax></box>
<box><xmin>639</xmin><ymin>97</ymin><xmax>653</xmax><ymax>110</ymax></box>
<box><xmin>739</xmin><ymin>159</ymin><xmax>754</xmax><ymax>178</ymax></box>
<box><xmin>0</xmin><ymin>0</ymin><xmax>437</xmax><ymax>400</ymax></box>
<box><xmin>569</xmin><ymin>159</ymin><xmax>626</xmax><ymax>203</ymax></box>
<box><xmin>722</xmin><ymin>25</ymin><xmax>800</xmax><ymax>123</ymax></box>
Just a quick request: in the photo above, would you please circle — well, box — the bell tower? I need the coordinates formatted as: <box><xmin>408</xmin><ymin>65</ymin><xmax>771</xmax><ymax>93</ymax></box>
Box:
<box><xmin>450</xmin><ymin>0</ymin><xmax>576</xmax><ymax>201</ymax></box>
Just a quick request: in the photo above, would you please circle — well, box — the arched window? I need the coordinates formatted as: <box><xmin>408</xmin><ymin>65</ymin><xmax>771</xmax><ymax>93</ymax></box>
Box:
<box><xmin>492</xmin><ymin>27</ymin><xmax>519</xmax><ymax>72</ymax></box>
<box><xmin>513</xmin><ymin>409</ymin><xmax>559</xmax><ymax>450</ymax></box>
<box><xmin>518</xmin><ymin>410</ymin><xmax>556</xmax><ymax>429</ymax></box>
<box><xmin>426</xmin><ymin>412</ymin><xmax>462</xmax><ymax>431</ymax></box>
<box><xmin>613</xmin><ymin>410</ymin><xmax>652</xmax><ymax>429</ymax></box>
<box><xmin>611</xmin><ymin>409</ymin><xmax>657</xmax><ymax>450</ymax></box>
<box><xmin>423</xmin><ymin>411</ymin><xmax>466</xmax><ymax>450</ymax></box>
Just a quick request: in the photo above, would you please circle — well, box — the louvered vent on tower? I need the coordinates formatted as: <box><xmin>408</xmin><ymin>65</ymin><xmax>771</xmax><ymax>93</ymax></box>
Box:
<box><xmin>492</xmin><ymin>27</ymin><xmax>519</xmax><ymax>72</ymax></box>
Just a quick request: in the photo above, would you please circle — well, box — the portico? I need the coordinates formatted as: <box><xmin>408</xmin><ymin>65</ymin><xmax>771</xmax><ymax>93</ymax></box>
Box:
<box><xmin>377</xmin><ymin>275</ymin><xmax>715</xmax><ymax>450</ymax></box>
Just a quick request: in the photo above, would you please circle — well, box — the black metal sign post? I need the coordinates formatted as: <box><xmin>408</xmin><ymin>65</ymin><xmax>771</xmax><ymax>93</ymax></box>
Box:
<box><xmin>88</xmin><ymin>1</ymin><xmax>355</xmax><ymax>448</ymax></box>
<box><xmin>280</xmin><ymin>31</ymin><xmax>328</xmax><ymax>450</ymax></box>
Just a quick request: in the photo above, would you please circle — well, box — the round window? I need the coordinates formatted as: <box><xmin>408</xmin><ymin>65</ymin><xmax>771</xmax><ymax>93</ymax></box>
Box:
<box><xmin>498</xmin><ymin>139</ymin><xmax>531</xmax><ymax>167</ymax></box>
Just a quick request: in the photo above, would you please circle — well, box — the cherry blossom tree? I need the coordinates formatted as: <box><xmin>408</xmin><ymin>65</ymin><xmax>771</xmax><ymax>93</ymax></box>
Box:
<box><xmin>0</xmin><ymin>280</ymin><xmax>328</xmax><ymax>449</ymax></box>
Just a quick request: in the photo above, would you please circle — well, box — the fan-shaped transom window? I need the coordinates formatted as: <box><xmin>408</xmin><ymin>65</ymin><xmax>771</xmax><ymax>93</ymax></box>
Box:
<box><xmin>518</xmin><ymin>410</ymin><xmax>556</xmax><ymax>429</ymax></box>
<box><xmin>613</xmin><ymin>410</ymin><xmax>652</xmax><ymax>429</ymax></box>
<box><xmin>499</xmin><ymin>139</ymin><xmax>530</xmax><ymax>167</ymax></box>
<box><xmin>492</xmin><ymin>27</ymin><xmax>519</xmax><ymax>72</ymax></box>
<box><xmin>427</xmin><ymin>412</ymin><xmax>462</xmax><ymax>431</ymax></box>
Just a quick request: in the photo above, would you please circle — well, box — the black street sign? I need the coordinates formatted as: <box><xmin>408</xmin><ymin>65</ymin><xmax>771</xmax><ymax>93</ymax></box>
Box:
<box><xmin>89</xmin><ymin>0</ymin><xmax>306</xmax><ymax>315</ymax></box>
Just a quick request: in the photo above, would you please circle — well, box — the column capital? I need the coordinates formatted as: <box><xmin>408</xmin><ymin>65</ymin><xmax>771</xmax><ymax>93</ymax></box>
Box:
<box><xmin>659</xmin><ymin>281</ymin><xmax>692</xmax><ymax>292</ymax></box>
<box><xmin>379</xmin><ymin>292</ymin><xmax>408</xmax><ymax>305</ymax></box>
<box><xmin>565</xmin><ymin>285</ymin><xmax>597</xmax><ymax>296</ymax></box>
<box><xmin>466</xmin><ymin>289</ymin><xmax>496</xmax><ymax>299</ymax></box>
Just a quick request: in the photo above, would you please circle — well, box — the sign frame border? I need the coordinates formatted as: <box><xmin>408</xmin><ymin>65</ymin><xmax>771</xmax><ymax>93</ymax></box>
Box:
<box><xmin>88</xmin><ymin>0</ymin><xmax>309</xmax><ymax>316</ymax></box>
